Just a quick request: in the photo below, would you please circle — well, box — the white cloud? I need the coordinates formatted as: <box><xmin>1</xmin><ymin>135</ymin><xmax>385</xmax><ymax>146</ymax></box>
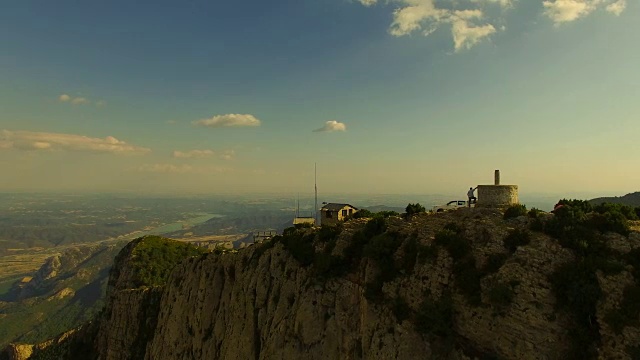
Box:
<box><xmin>606</xmin><ymin>0</ymin><xmax>626</xmax><ymax>15</ymax></box>
<box><xmin>387</xmin><ymin>0</ymin><xmax>497</xmax><ymax>51</ymax></box>
<box><xmin>452</xmin><ymin>17</ymin><xmax>497</xmax><ymax>50</ymax></box>
<box><xmin>359</xmin><ymin>0</ymin><xmax>625</xmax><ymax>50</ymax></box>
<box><xmin>389</xmin><ymin>1</ymin><xmax>447</xmax><ymax>37</ymax></box>
<box><xmin>70</xmin><ymin>97</ymin><xmax>89</xmax><ymax>105</ymax></box>
<box><xmin>220</xmin><ymin>150</ymin><xmax>235</xmax><ymax>160</ymax></box>
<box><xmin>542</xmin><ymin>0</ymin><xmax>626</xmax><ymax>24</ymax></box>
<box><xmin>193</xmin><ymin>114</ymin><xmax>261</xmax><ymax>128</ymax></box>
<box><xmin>173</xmin><ymin>149</ymin><xmax>215</xmax><ymax>159</ymax></box>
<box><xmin>0</xmin><ymin>130</ymin><xmax>150</xmax><ymax>155</ymax></box>
<box><xmin>358</xmin><ymin>0</ymin><xmax>377</xmax><ymax>6</ymax></box>
<box><xmin>471</xmin><ymin>0</ymin><xmax>514</xmax><ymax>7</ymax></box>
<box><xmin>138</xmin><ymin>164</ymin><xmax>194</xmax><ymax>174</ymax></box>
<box><xmin>57</xmin><ymin>93</ymin><xmax>105</xmax><ymax>107</ymax></box>
<box><xmin>138</xmin><ymin>163</ymin><xmax>230</xmax><ymax>174</ymax></box>
<box><xmin>313</xmin><ymin>120</ymin><xmax>347</xmax><ymax>133</ymax></box>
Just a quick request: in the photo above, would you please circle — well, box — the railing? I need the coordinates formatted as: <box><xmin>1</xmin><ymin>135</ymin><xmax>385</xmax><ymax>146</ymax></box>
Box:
<box><xmin>253</xmin><ymin>230</ymin><xmax>277</xmax><ymax>244</ymax></box>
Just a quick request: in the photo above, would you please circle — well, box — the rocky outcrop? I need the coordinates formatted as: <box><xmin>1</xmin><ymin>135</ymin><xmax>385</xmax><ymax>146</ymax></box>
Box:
<box><xmin>2</xmin><ymin>344</ymin><xmax>33</xmax><ymax>360</ymax></box>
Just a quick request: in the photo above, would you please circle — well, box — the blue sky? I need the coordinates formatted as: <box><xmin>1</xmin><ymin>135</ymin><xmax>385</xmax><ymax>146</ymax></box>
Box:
<box><xmin>0</xmin><ymin>0</ymin><xmax>638</xmax><ymax>197</ymax></box>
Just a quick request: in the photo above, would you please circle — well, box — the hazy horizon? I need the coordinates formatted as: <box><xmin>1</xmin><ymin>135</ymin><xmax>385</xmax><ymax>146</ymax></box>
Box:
<box><xmin>2</xmin><ymin>0</ymin><xmax>638</xmax><ymax>195</ymax></box>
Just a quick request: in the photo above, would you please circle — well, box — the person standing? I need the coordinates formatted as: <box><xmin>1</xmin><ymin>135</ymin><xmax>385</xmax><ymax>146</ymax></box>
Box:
<box><xmin>467</xmin><ymin>187</ymin><xmax>477</xmax><ymax>207</ymax></box>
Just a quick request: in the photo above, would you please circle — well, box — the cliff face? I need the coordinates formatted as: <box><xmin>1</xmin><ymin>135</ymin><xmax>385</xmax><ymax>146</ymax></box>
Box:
<box><xmin>13</xmin><ymin>210</ymin><xmax>640</xmax><ymax>360</ymax></box>
<box><xmin>142</xmin><ymin>211</ymin><xmax>574</xmax><ymax>360</ymax></box>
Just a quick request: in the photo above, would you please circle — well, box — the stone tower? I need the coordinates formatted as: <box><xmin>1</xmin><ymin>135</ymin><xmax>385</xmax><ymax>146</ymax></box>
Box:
<box><xmin>476</xmin><ymin>170</ymin><xmax>519</xmax><ymax>208</ymax></box>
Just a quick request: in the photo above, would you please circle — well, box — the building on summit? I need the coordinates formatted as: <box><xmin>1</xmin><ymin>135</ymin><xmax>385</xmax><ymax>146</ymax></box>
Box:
<box><xmin>320</xmin><ymin>203</ymin><xmax>358</xmax><ymax>226</ymax></box>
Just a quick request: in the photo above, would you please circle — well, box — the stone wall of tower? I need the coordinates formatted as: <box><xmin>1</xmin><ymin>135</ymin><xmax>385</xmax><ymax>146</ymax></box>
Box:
<box><xmin>476</xmin><ymin>185</ymin><xmax>519</xmax><ymax>208</ymax></box>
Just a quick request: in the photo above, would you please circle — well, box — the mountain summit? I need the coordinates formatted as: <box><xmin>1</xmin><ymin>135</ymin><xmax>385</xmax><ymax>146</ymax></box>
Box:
<box><xmin>6</xmin><ymin>206</ymin><xmax>640</xmax><ymax>360</ymax></box>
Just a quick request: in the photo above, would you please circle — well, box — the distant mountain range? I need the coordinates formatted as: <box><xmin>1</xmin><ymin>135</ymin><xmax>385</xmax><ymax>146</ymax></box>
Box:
<box><xmin>589</xmin><ymin>192</ymin><xmax>640</xmax><ymax>207</ymax></box>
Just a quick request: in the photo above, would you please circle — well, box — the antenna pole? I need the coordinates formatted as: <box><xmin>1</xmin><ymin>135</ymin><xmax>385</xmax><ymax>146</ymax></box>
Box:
<box><xmin>314</xmin><ymin>163</ymin><xmax>318</xmax><ymax>225</ymax></box>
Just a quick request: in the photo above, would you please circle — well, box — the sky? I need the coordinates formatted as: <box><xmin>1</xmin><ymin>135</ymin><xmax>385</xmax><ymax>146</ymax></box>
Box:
<box><xmin>0</xmin><ymin>0</ymin><xmax>638</xmax><ymax>198</ymax></box>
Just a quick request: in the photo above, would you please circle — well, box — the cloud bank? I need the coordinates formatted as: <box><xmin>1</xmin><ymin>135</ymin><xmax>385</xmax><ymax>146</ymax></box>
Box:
<box><xmin>0</xmin><ymin>130</ymin><xmax>150</xmax><ymax>155</ymax></box>
<box><xmin>313</xmin><ymin>120</ymin><xmax>347</xmax><ymax>133</ymax></box>
<box><xmin>357</xmin><ymin>0</ymin><xmax>627</xmax><ymax>50</ymax></box>
<box><xmin>193</xmin><ymin>114</ymin><xmax>261</xmax><ymax>128</ymax></box>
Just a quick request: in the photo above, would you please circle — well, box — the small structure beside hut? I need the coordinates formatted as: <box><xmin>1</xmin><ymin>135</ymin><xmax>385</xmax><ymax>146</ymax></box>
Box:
<box><xmin>293</xmin><ymin>216</ymin><xmax>315</xmax><ymax>226</ymax></box>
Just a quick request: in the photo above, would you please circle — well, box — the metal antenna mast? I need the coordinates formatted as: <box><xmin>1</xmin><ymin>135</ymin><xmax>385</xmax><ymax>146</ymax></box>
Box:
<box><xmin>314</xmin><ymin>163</ymin><xmax>318</xmax><ymax>225</ymax></box>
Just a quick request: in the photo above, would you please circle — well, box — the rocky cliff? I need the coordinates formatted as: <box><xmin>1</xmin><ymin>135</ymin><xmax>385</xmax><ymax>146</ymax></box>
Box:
<box><xmin>8</xmin><ymin>208</ymin><xmax>640</xmax><ymax>360</ymax></box>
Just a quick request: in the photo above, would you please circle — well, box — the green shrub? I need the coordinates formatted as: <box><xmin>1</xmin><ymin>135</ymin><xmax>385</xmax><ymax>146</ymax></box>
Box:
<box><xmin>280</xmin><ymin>231</ymin><xmax>315</xmax><ymax>266</ymax></box>
<box><xmin>392</xmin><ymin>296</ymin><xmax>411</xmax><ymax>323</ymax></box>
<box><xmin>364</xmin><ymin>276</ymin><xmax>384</xmax><ymax>302</ymax></box>
<box><xmin>364</xmin><ymin>216</ymin><xmax>387</xmax><ymax>238</ymax></box>
<box><xmin>503</xmin><ymin>229</ymin><xmax>531</xmax><ymax>253</ymax></box>
<box><xmin>626</xmin><ymin>345</ymin><xmax>640</xmax><ymax>360</ymax></box>
<box><xmin>453</xmin><ymin>256</ymin><xmax>482</xmax><ymax>306</ymax></box>
<box><xmin>351</xmin><ymin>209</ymin><xmax>373</xmax><ymax>219</ymax></box>
<box><xmin>378</xmin><ymin>211</ymin><xmax>400</xmax><ymax>217</ymax></box>
<box><xmin>604</xmin><ymin>284</ymin><xmax>640</xmax><ymax>334</ymax></box>
<box><xmin>443</xmin><ymin>222</ymin><xmax>463</xmax><ymax>234</ymax></box>
<box><xmin>549</xmin><ymin>260</ymin><xmax>602</xmax><ymax>359</ymax></box>
<box><xmin>318</xmin><ymin>224</ymin><xmax>343</xmax><ymax>243</ymax></box>
<box><xmin>350</xmin><ymin>210</ymin><xmax>398</xmax><ymax>220</ymax></box>
<box><xmin>405</xmin><ymin>203</ymin><xmax>426</xmax><ymax>217</ymax></box>
<box><xmin>282</xmin><ymin>226</ymin><xmax>298</xmax><ymax>236</ymax></box>
<box><xmin>625</xmin><ymin>248</ymin><xmax>640</xmax><ymax>279</ymax></box>
<box><xmin>400</xmin><ymin>234</ymin><xmax>419</xmax><ymax>274</ymax></box>
<box><xmin>487</xmin><ymin>282</ymin><xmax>515</xmax><ymax>308</ymax></box>
<box><xmin>343</xmin><ymin>230</ymin><xmax>369</xmax><ymax>268</ymax></box>
<box><xmin>586</xmin><ymin>212</ymin><xmax>630</xmax><ymax>236</ymax></box>
<box><xmin>558</xmin><ymin>199</ymin><xmax>593</xmax><ymax>213</ymax></box>
<box><xmin>417</xmin><ymin>243</ymin><xmax>439</xmax><ymax>263</ymax></box>
<box><xmin>363</xmin><ymin>232</ymin><xmax>403</xmax><ymax>300</ymax></box>
<box><xmin>254</xmin><ymin>236</ymin><xmax>278</xmax><ymax>259</ymax></box>
<box><xmin>130</xmin><ymin>236</ymin><xmax>208</xmax><ymax>287</ymax></box>
<box><xmin>528</xmin><ymin>208</ymin><xmax>543</xmax><ymax>218</ymax></box>
<box><xmin>530</xmin><ymin>217</ymin><xmax>544</xmax><ymax>232</ymax></box>
<box><xmin>504</xmin><ymin>204</ymin><xmax>527</xmax><ymax>220</ymax></box>
<box><xmin>483</xmin><ymin>253</ymin><xmax>508</xmax><ymax>274</ymax></box>
<box><xmin>415</xmin><ymin>291</ymin><xmax>454</xmax><ymax>339</ymax></box>
<box><xmin>313</xmin><ymin>252</ymin><xmax>348</xmax><ymax>279</ymax></box>
<box><xmin>364</xmin><ymin>232</ymin><xmax>402</xmax><ymax>277</ymax></box>
<box><xmin>593</xmin><ymin>203</ymin><xmax>638</xmax><ymax>221</ymax></box>
<box><xmin>434</xmin><ymin>229</ymin><xmax>470</xmax><ymax>260</ymax></box>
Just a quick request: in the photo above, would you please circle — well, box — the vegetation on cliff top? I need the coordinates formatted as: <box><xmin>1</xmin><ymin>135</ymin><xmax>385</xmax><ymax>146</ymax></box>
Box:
<box><xmin>129</xmin><ymin>236</ymin><xmax>207</xmax><ymax>288</ymax></box>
